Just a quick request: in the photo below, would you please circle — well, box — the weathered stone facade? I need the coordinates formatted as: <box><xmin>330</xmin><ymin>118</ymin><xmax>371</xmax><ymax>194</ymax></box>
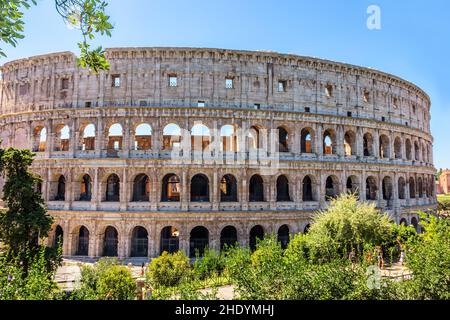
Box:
<box><xmin>0</xmin><ymin>47</ymin><xmax>436</xmax><ymax>259</ymax></box>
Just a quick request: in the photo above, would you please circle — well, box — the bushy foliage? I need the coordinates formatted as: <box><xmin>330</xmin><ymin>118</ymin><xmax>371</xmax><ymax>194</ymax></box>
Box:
<box><xmin>402</xmin><ymin>213</ymin><xmax>450</xmax><ymax>300</ymax></box>
<box><xmin>146</xmin><ymin>251</ymin><xmax>191</xmax><ymax>288</ymax></box>
<box><xmin>193</xmin><ymin>248</ymin><xmax>226</xmax><ymax>280</ymax></box>
<box><xmin>72</xmin><ymin>257</ymin><xmax>136</xmax><ymax>300</ymax></box>
<box><xmin>0</xmin><ymin>246</ymin><xmax>60</xmax><ymax>300</ymax></box>
<box><xmin>306</xmin><ymin>194</ymin><xmax>394</xmax><ymax>262</ymax></box>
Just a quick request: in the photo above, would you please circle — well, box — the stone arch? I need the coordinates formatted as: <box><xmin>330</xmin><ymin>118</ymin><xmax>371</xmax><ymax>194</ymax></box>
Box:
<box><xmin>130</xmin><ymin>226</ymin><xmax>148</xmax><ymax>257</ymax></box>
<box><xmin>398</xmin><ymin>177</ymin><xmax>406</xmax><ymax>200</ymax></box>
<box><xmin>191</xmin><ymin>123</ymin><xmax>211</xmax><ymax>151</ymax></box>
<box><xmin>409</xmin><ymin>177</ymin><xmax>416</xmax><ymax>199</ymax></box>
<box><xmin>72</xmin><ymin>225</ymin><xmax>90</xmax><ymax>256</ymax></box>
<box><xmin>160</xmin><ymin>226</ymin><xmax>180</xmax><ymax>254</ymax></box>
<box><xmin>277</xmin><ymin>224</ymin><xmax>290</xmax><ymax>249</ymax></box>
<box><xmin>302</xmin><ymin>175</ymin><xmax>315</xmax><ymax>201</ymax></box>
<box><xmin>323</xmin><ymin>129</ymin><xmax>336</xmax><ymax>155</ymax></box>
<box><xmin>300</xmin><ymin>127</ymin><xmax>314</xmax><ymax>153</ymax></box>
<box><xmin>379</xmin><ymin>134</ymin><xmax>390</xmax><ymax>159</ymax></box>
<box><xmin>220</xmin><ymin>124</ymin><xmax>238</xmax><ymax>152</ymax></box>
<box><xmin>77</xmin><ymin>174</ymin><xmax>92</xmax><ymax>201</ymax></box>
<box><xmin>249</xmin><ymin>225</ymin><xmax>264</xmax><ymax>252</ymax></box>
<box><xmin>249</xmin><ymin>174</ymin><xmax>264</xmax><ymax>202</ymax></box>
<box><xmin>325</xmin><ymin>175</ymin><xmax>339</xmax><ymax>200</ymax></box>
<box><xmin>276</xmin><ymin>175</ymin><xmax>291</xmax><ymax>202</ymax></box>
<box><xmin>81</xmin><ymin>123</ymin><xmax>96</xmax><ymax>150</ymax></box>
<box><xmin>103</xmin><ymin>226</ymin><xmax>118</xmax><ymax>257</ymax></box>
<box><xmin>53</xmin><ymin>225</ymin><xmax>64</xmax><ymax>249</ymax></box>
<box><xmin>414</xmin><ymin>140</ymin><xmax>420</xmax><ymax>161</ymax></box>
<box><xmin>33</xmin><ymin>126</ymin><xmax>47</xmax><ymax>152</ymax></box>
<box><xmin>132</xmin><ymin>173</ymin><xmax>150</xmax><ymax>202</ymax></box>
<box><xmin>382</xmin><ymin>176</ymin><xmax>393</xmax><ymax>200</ymax></box>
<box><xmin>394</xmin><ymin>136</ymin><xmax>402</xmax><ymax>159</ymax></box>
<box><xmin>163</xmin><ymin>123</ymin><xmax>182</xmax><ymax>150</ymax></box>
<box><xmin>107</xmin><ymin>123</ymin><xmax>123</xmax><ymax>150</ymax></box>
<box><xmin>405</xmin><ymin>139</ymin><xmax>412</xmax><ymax>160</ymax></box>
<box><xmin>190</xmin><ymin>173</ymin><xmax>210</xmax><ymax>202</ymax></box>
<box><xmin>133</xmin><ymin>123</ymin><xmax>152</xmax><ymax>150</ymax></box>
<box><xmin>220</xmin><ymin>174</ymin><xmax>238</xmax><ymax>202</ymax></box>
<box><xmin>277</xmin><ymin>126</ymin><xmax>290</xmax><ymax>152</ymax></box>
<box><xmin>418</xmin><ymin>177</ymin><xmax>423</xmax><ymax>198</ymax></box>
<box><xmin>54</xmin><ymin>124</ymin><xmax>70</xmax><ymax>151</ymax></box>
<box><xmin>105</xmin><ymin>174</ymin><xmax>120</xmax><ymax>202</ymax></box>
<box><xmin>363</xmin><ymin>132</ymin><xmax>374</xmax><ymax>156</ymax></box>
<box><xmin>344</xmin><ymin>130</ymin><xmax>356</xmax><ymax>156</ymax></box>
<box><xmin>346</xmin><ymin>175</ymin><xmax>359</xmax><ymax>196</ymax></box>
<box><xmin>161</xmin><ymin>173</ymin><xmax>181</xmax><ymax>202</ymax></box>
<box><xmin>55</xmin><ymin>175</ymin><xmax>66</xmax><ymax>201</ymax></box>
<box><xmin>366</xmin><ymin>176</ymin><xmax>378</xmax><ymax>200</ymax></box>
<box><xmin>220</xmin><ymin>225</ymin><xmax>238</xmax><ymax>251</ymax></box>
<box><xmin>189</xmin><ymin>226</ymin><xmax>209</xmax><ymax>258</ymax></box>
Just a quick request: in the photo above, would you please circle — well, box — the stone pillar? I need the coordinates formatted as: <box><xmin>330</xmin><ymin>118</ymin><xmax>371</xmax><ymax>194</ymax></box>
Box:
<box><xmin>316</xmin><ymin>124</ymin><xmax>323</xmax><ymax>156</ymax></box>
<box><xmin>356</xmin><ymin>127</ymin><xmax>363</xmax><ymax>157</ymax></box>
<box><xmin>120</xmin><ymin>168</ymin><xmax>128</xmax><ymax>211</ymax></box>
<box><xmin>336</xmin><ymin>125</ymin><xmax>344</xmax><ymax>157</ymax></box>
<box><xmin>92</xmin><ymin>168</ymin><xmax>99</xmax><ymax>210</ymax></box>
<box><xmin>181</xmin><ymin>171</ymin><xmax>189</xmax><ymax>211</ymax></box>
<box><xmin>212</xmin><ymin>170</ymin><xmax>219</xmax><ymax>210</ymax></box>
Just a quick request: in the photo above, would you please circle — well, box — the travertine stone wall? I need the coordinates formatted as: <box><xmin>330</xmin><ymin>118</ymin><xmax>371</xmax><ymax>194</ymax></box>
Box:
<box><xmin>0</xmin><ymin>48</ymin><xmax>436</xmax><ymax>259</ymax></box>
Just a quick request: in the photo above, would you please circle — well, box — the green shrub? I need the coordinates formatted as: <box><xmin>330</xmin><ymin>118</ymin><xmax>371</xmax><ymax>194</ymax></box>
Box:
<box><xmin>96</xmin><ymin>265</ymin><xmax>137</xmax><ymax>300</ymax></box>
<box><xmin>193</xmin><ymin>248</ymin><xmax>226</xmax><ymax>280</ymax></box>
<box><xmin>146</xmin><ymin>251</ymin><xmax>191</xmax><ymax>287</ymax></box>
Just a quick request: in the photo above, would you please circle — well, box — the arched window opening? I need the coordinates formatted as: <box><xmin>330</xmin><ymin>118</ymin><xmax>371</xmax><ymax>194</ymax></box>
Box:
<box><xmin>366</xmin><ymin>177</ymin><xmax>377</xmax><ymax>201</ymax></box>
<box><xmin>411</xmin><ymin>217</ymin><xmax>419</xmax><ymax>233</ymax></box>
<box><xmin>398</xmin><ymin>177</ymin><xmax>406</xmax><ymax>200</ymax></box>
<box><xmin>363</xmin><ymin>133</ymin><xmax>373</xmax><ymax>157</ymax></box>
<box><xmin>103</xmin><ymin>226</ymin><xmax>118</xmax><ymax>257</ymax></box>
<box><xmin>56</xmin><ymin>175</ymin><xmax>66</xmax><ymax>201</ymax></box>
<box><xmin>249</xmin><ymin>225</ymin><xmax>264</xmax><ymax>252</ymax></box>
<box><xmin>189</xmin><ymin>226</ymin><xmax>209</xmax><ymax>258</ymax></box>
<box><xmin>131</xmin><ymin>226</ymin><xmax>148</xmax><ymax>257</ymax></box>
<box><xmin>346</xmin><ymin>176</ymin><xmax>359</xmax><ymax>196</ymax></box>
<box><xmin>414</xmin><ymin>141</ymin><xmax>420</xmax><ymax>161</ymax></box>
<box><xmin>161</xmin><ymin>174</ymin><xmax>180</xmax><ymax>202</ymax></box>
<box><xmin>344</xmin><ymin>131</ymin><xmax>356</xmax><ymax>156</ymax></box>
<box><xmin>325</xmin><ymin>176</ymin><xmax>338</xmax><ymax>200</ymax></box>
<box><xmin>304</xmin><ymin>224</ymin><xmax>311</xmax><ymax>234</ymax></box>
<box><xmin>220</xmin><ymin>174</ymin><xmax>237</xmax><ymax>202</ymax></box>
<box><xmin>80</xmin><ymin>174</ymin><xmax>92</xmax><ymax>201</ymax></box>
<box><xmin>382</xmin><ymin>177</ymin><xmax>393</xmax><ymax>201</ymax></box>
<box><xmin>132</xmin><ymin>174</ymin><xmax>150</xmax><ymax>202</ymax></box>
<box><xmin>76</xmin><ymin>226</ymin><xmax>89</xmax><ymax>256</ymax></box>
<box><xmin>409</xmin><ymin>177</ymin><xmax>416</xmax><ymax>199</ymax></box>
<box><xmin>379</xmin><ymin>135</ymin><xmax>390</xmax><ymax>159</ymax></box>
<box><xmin>399</xmin><ymin>218</ymin><xmax>408</xmax><ymax>226</ymax></box>
<box><xmin>33</xmin><ymin>127</ymin><xmax>47</xmax><ymax>152</ymax></box>
<box><xmin>55</xmin><ymin>125</ymin><xmax>70</xmax><ymax>151</ymax></box>
<box><xmin>418</xmin><ymin>178</ymin><xmax>423</xmax><ymax>198</ymax></box>
<box><xmin>105</xmin><ymin>174</ymin><xmax>120</xmax><ymax>202</ymax></box>
<box><xmin>191</xmin><ymin>124</ymin><xmax>211</xmax><ymax>151</ymax></box>
<box><xmin>406</xmin><ymin>139</ymin><xmax>412</xmax><ymax>160</ymax></box>
<box><xmin>278</xmin><ymin>127</ymin><xmax>289</xmax><ymax>152</ymax></box>
<box><xmin>276</xmin><ymin>175</ymin><xmax>291</xmax><ymax>201</ymax></box>
<box><xmin>134</xmin><ymin>123</ymin><xmax>152</xmax><ymax>150</ymax></box>
<box><xmin>323</xmin><ymin>130</ymin><xmax>335</xmax><ymax>155</ymax></box>
<box><xmin>221</xmin><ymin>125</ymin><xmax>237</xmax><ymax>152</ymax></box>
<box><xmin>277</xmin><ymin>225</ymin><xmax>290</xmax><ymax>249</ymax></box>
<box><xmin>108</xmin><ymin>123</ymin><xmax>123</xmax><ymax>151</ymax></box>
<box><xmin>53</xmin><ymin>225</ymin><xmax>63</xmax><ymax>249</ymax></box>
<box><xmin>82</xmin><ymin>124</ymin><xmax>95</xmax><ymax>151</ymax></box>
<box><xmin>249</xmin><ymin>175</ymin><xmax>264</xmax><ymax>202</ymax></box>
<box><xmin>160</xmin><ymin>226</ymin><xmax>180</xmax><ymax>254</ymax></box>
<box><xmin>163</xmin><ymin>123</ymin><xmax>182</xmax><ymax>150</ymax></box>
<box><xmin>301</xmin><ymin>128</ymin><xmax>313</xmax><ymax>153</ymax></box>
<box><xmin>248</xmin><ymin>126</ymin><xmax>261</xmax><ymax>150</ymax></box>
<box><xmin>394</xmin><ymin>137</ymin><xmax>402</xmax><ymax>159</ymax></box>
<box><xmin>220</xmin><ymin>226</ymin><xmax>238</xmax><ymax>251</ymax></box>
<box><xmin>302</xmin><ymin>176</ymin><xmax>314</xmax><ymax>201</ymax></box>
<box><xmin>190</xmin><ymin>174</ymin><xmax>210</xmax><ymax>202</ymax></box>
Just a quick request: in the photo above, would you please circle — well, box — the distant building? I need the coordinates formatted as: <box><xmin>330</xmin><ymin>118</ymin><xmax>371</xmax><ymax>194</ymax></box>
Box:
<box><xmin>438</xmin><ymin>170</ymin><xmax>450</xmax><ymax>194</ymax></box>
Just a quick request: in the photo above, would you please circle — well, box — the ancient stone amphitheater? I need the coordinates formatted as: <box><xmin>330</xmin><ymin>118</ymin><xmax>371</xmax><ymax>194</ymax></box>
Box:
<box><xmin>0</xmin><ymin>47</ymin><xmax>436</xmax><ymax>259</ymax></box>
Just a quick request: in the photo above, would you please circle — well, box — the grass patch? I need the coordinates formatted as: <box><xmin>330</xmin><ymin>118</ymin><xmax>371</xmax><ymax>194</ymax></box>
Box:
<box><xmin>437</xmin><ymin>194</ymin><xmax>450</xmax><ymax>202</ymax></box>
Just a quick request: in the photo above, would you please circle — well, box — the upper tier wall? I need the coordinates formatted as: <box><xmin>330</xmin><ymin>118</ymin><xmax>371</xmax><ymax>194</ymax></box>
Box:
<box><xmin>0</xmin><ymin>47</ymin><xmax>431</xmax><ymax>134</ymax></box>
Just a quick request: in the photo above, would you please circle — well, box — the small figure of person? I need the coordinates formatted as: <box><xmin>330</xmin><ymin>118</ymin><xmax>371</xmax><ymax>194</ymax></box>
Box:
<box><xmin>141</xmin><ymin>262</ymin><xmax>145</xmax><ymax>277</ymax></box>
<box><xmin>399</xmin><ymin>250</ymin><xmax>406</xmax><ymax>265</ymax></box>
<box><xmin>348</xmin><ymin>248</ymin><xmax>356</xmax><ymax>269</ymax></box>
<box><xmin>376</xmin><ymin>246</ymin><xmax>385</xmax><ymax>269</ymax></box>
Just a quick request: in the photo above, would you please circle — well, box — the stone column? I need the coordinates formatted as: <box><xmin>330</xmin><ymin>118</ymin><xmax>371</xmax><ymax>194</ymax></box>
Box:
<box><xmin>356</xmin><ymin>127</ymin><xmax>363</xmax><ymax>157</ymax></box>
<box><xmin>92</xmin><ymin>168</ymin><xmax>99</xmax><ymax>210</ymax></box>
<box><xmin>181</xmin><ymin>171</ymin><xmax>189</xmax><ymax>211</ymax></box>
<box><xmin>336</xmin><ymin>125</ymin><xmax>344</xmax><ymax>157</ymax></box>
<box><xmin>120</xmin><ymin>168</ymin><xmax>128</xmax><ymax>211</ymax></box>
<box><xmin>212</xmin><ymin>170</ymin><xmax>219</xmax><ymax>210</ymax></box>
<box><xmin>316</xmin><ymin>124</ymin><xmax>323</xmax><ymax>156</ymax></box>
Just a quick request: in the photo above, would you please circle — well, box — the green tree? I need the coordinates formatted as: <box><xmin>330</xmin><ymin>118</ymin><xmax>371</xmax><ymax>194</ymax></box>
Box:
<box><xmin>306</xmin><ymin>194</ymin><xmax>394</xmax><ymax>262</ymax></box>
<box><xmin>0</xmin><ymin>148</ymin><xmax>55</xmax><ymax>275</ymax></box>
<box><xmin>0</xmin><ymin>0</ymin><xmax>113</xmax><ymax>72</ymax></box>
<box><xmin>403</xmin><ymin>213</ymin><xmax>450</xmax><ymax>300</ymax></box>
<box><xmin>72</xmin><ymin>257</ymin><xmax>137</xmax><ymax>300</ymax></box>
<box><xmin>146</xmin><ymin>251</ymin><xmax>191</xmax><ymax>288</ymax></box>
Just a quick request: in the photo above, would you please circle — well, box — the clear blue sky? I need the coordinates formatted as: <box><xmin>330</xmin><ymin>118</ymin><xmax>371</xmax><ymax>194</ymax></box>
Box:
<box><xmin>1</xmin><ymin>0</ymin><xmax>449</xmax><ymax>169</ymax></box>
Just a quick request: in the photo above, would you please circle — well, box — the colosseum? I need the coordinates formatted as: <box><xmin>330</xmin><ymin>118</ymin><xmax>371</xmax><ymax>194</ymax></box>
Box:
<box><xmin>0</xmin><ymin>47</ymin><xmax>437</xmax><ymax>260</ymax></box>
